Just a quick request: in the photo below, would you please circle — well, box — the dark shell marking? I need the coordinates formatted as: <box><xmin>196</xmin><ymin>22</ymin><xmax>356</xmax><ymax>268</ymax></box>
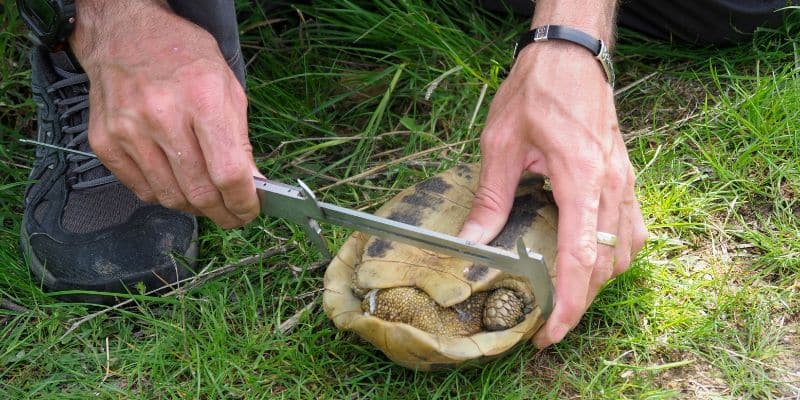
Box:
<box><xmin>489</xmin><ymin>195</ymin><xmax>545</xmax><ymax>248</ymax></box>
<box><xmin>465</xmin><ymin>264</ymin><xmax>489</xmax><ymax>282</ymax></box>
<box><xmin>415</xmin><ymin>176</ymin><xmax>452</xmax><ymax>194</ymax></box>
<box><xmin>366</xmin><ymin>238</ymin><xmax>394</xmax><ymax>258</ymax></box>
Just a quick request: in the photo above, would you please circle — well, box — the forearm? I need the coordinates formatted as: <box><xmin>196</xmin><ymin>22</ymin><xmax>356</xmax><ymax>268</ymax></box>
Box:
<box><xmin>531</xmin><ymin>0</ymin><xmax>618</xmax><ymax>46</ymax></box>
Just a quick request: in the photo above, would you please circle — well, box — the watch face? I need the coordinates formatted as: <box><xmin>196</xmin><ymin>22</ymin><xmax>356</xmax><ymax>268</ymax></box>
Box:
<box><xmin>21</xmin><ymin>0</ymin><xmax>58</xmax><ymax>35</ymax></box>
<box><xmin>19</xmin><ymin>0</ymin><xmax>75</xmax><ymax>49</ymax></box>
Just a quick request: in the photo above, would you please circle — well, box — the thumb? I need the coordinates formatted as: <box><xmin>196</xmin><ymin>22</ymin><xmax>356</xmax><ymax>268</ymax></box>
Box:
<box><xmin>252</xmin><ymin>164</ymin><xmax>266</xmax><ymax>180</ymax></box>
<box><xmin>458</xmin><ymin>159</ymin><xmax>521</xmax><ymax>245</ymax></box>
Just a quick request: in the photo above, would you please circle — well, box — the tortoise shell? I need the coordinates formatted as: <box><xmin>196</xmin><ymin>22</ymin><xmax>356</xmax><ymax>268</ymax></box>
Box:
<box><xmin>323</xmin><ymin>163</ymin><xmax>558</xmax><ymax>370</ymax></box>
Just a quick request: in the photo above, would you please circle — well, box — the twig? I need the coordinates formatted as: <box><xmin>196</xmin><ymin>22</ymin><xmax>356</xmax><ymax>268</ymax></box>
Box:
<box><xmin>622</xmin><ymin>107</ymin><xmax>699</xmax><ymax>144</ymax></box>
<box><xmin>57</xmin><ymin>246</ymin><xmax>286</xmax><ymax>343</ymax></box>
<box><xmin>467</xmin><ymin>83</ymin><xmax>489</xmax><ymax>133</ymax></box>
<box><xmin>101</xmin><ymin>336</ymin><xmax>111</xmax><ymax>383</ymax></box>
<box><xmin>425</xmin><ymin>65</ymin><xmax>464</xmax><ymax>100</ymax></box>
<box><xmin>614</xmin><ymin>71</ymin><xmax>659</xmax><ymax>97</ymax></box>
<box><xmin>292</xmin><ymin>164</ymin><xmax>401</xmax><ymax>192</ymax></box>
<box><xmin>1</xmin><ymin>298</ymin><xmax>31</xmax><ymax>313</ymax></box>
<box><xmin>170</xmin><ymin>248</ymin><xmax>286</xmax><ymax>297</ymax></box>
<box><xmin>285</xmin><ymin>259</ymin><xmax>328</xmax><ymax>275</ymax></box>
<box><xmin>3</xmin><ymin>161</ymin><xmax>31</xmax><ymax>170</ymax></box>
<box><xmin>239</xmin><ymin>18</ymin><xmax>287</xmax><ymax>34</ymax></box>
<box><xmin>318</xmin><ymin>138</ymin><xmax>477</xmax><ymax>192</ymax></box>
<box><xmin>257</xmin><ymin>131</ymin><xmax>411</xmax><ymax>162</ymax></box>
<box><xmin>403</xmin><ymin>160</ymin><xmax>447</xmax><ymax>169</ymax></box>
<box><xmin>277</xmin><ymin>300</ymin><xmax>317</xmax><ymax>335</ymax></box>
<box><xmin>293</xmin><ymin>288</ymin><xmax>323</xmax><ymax>301</ymax></box>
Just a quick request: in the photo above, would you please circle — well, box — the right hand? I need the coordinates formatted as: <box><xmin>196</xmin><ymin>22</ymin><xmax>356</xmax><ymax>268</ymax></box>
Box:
<box><xmin>68</xmin><ymin>0</ymin><xmax>259</xmax><ymax>228</ymax></box>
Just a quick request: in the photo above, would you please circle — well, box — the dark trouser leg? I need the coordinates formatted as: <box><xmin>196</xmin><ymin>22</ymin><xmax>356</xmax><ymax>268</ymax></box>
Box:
<box><xmin>167</xmin><ymin>0</ymin><xmax>246</xmax><ymax>85</ymax></box>
<box><xmin>480</xmin><ymin>0</ymin><xmax>796</xmax><ymax>45</ymax></box>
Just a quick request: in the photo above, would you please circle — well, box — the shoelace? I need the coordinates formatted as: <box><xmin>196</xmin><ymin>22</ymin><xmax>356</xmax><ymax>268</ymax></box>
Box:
<box><xmin>30</xmin><ymin>66</ymin><xmax>119</xmax><ymax>190</ymax></box>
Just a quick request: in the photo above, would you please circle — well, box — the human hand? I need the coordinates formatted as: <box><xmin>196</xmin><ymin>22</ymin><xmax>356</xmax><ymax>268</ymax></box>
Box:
<box><xmin>68</xmin><ymin>0</ymin><xmax>259</xmax><ymax>228</ymax></box>
<box><xmin>458</xmin><ymin>42</ymin><xmax>647</xmax><ymax>347</ymax></box>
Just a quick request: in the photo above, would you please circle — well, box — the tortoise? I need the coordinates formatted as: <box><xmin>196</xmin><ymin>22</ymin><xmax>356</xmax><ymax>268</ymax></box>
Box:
<box><xmin>322</xmin><ymin>163</ymin><xmax>558</xmax><ymax>370</ymax></box>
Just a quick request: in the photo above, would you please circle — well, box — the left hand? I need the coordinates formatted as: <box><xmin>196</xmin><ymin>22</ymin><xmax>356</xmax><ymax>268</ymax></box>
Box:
<box><xmin>458</xmin><ymin>42</ymin><xmax>647</xmax><ymax>348</ymax></box>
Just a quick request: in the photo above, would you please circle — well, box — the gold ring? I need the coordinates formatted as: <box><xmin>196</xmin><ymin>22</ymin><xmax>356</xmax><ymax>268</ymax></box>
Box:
<box><xmin>597</xmin><ymin>231</ymin><xmax>617</xmax><ymax>247</ymax></box>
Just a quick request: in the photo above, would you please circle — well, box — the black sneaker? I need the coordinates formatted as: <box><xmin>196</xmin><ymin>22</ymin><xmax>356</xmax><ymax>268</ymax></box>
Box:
<box><xmin>20</xmin><ymin>46</ymin><xmax>199</xmax><ymax>304</ymax></box>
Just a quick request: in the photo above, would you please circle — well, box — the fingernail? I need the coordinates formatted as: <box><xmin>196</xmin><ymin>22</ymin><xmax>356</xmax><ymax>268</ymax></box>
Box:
<box><xmin>550</xmin><ymin>323</ymin><xmax>570</xmax><ymax>343</ymax></box>
<box><xmin>532</xmin><ymin>334</ymin><xmax>548</xmax><ymax>349</ymax></box>
<box><xmin>458</xmin><ymin>221</ymin><xmax>484</xmax><ymax>244</ymax></box>
<box><xmin>252</xmin><ymin>166</ymin><xmax>266</xmax><ymax>179</ymax></box>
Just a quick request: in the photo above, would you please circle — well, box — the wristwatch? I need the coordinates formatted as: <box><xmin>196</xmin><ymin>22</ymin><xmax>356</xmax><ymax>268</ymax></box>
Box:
<box><xmin>514</xmin><ymin>25</ymin><xmax>615</xmax><ymax>87</ymax></box>
<box><xmin>17</xmin><ymin>0</ymin><xmax>77</xmax><ymax>50</ymax></box>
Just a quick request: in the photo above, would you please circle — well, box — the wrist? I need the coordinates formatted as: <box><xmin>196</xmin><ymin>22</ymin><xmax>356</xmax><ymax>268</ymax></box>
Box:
<box><xmin>513</xmin><ymin>25</ymin><xmax>615</xmax><ymax>86</ymax></box>
<box><xmin>530</xmin><ymin>0</ymin><xmax>617</xmax><ymax>46</ymax></box>
<box><xmin>68</xmin><ymin>0</ymin><xmax>170</xmax><ymax>62</ymax></box>
<box><xmin>513</xmin><ymin>41</ymin><xmax>612</xmax><ymax>91</ymax></box>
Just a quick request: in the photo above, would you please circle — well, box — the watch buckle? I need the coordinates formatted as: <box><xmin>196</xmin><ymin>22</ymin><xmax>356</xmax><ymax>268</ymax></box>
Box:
<box><xmin>595</xmin><ymin>40</ymin><xmax>616</xmax><ymax>88</ymax></box>
<box><xmin>533</xmin><ymin>25</ymin><xmax>549</xmax><ymax>42</ymax></box>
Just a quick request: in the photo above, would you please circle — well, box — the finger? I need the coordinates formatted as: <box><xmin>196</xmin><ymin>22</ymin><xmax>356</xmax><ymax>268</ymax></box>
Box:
<box><xmin>110</xmin><ymin>153</ymin><xmax>157</xmax><ymax>203</ymax></box>
<box><xmin>612</xmin><ymin>170</ymin><xmax>637</xmax><ymax>277</ymax></box>
<box><xmin>157</xmin><ymin>116</ymin><xmax>245</xmax><ymax>228</ymax></box>
<box><xmin>584</xmin><ymin>153</ymin><xmax>630</xmax><ymax>307</ymax></box>
<box><xmin>192</xmin><ymin>73</ymin><xmax>259</xmax><ymax>224</ymax></box>
<box><xmin>458</xmin><ymin>162</ymin><xmax>520</xmax><ymax>244</ymax></box>
<box><xmin>123</xmin><ymin>139</ymin><xmax>194</xmax><ymax>214</ymax></box>
<box><xmin>459</xmin><ymin>123</ymin><xmax>524</xmax><ymax>245</ymax></box>
<box><xmin>630</xmin><ymin>197</ymin><xmax>648</xmax><ymax>256</ymax></box>
<box><xmin>90</xmin><ymin>135</ymin><xmax>156</xmax><ymax>202</ymax></box>
<box><xmin>584</xmin><ymin>186</ymin><xmax>620</xmax><ymax>308</ymax></box>
<box><xmin>532</xmin><ymin>162</ymin><xmax>602</xmax><ymax>348</ymax></box>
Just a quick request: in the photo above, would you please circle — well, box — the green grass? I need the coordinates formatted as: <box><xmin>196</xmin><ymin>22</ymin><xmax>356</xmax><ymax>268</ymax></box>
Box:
<box><xmin>2</xmin><ymin>1</ymin><xmax>799</xmax><ymax>398</ymax></box>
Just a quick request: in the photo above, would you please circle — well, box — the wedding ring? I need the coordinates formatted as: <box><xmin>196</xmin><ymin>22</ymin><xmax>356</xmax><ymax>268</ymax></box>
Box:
<box><xmin>596</xmin><ymin>231</ymin><xmax>618</xmax><ymax>247</ymax></box>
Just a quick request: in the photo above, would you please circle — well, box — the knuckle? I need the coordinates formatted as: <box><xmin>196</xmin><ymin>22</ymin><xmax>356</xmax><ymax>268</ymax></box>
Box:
<box><xmin>573</xmin><ymin>152</ymin><xmax>604</xmax><ymax>178</ymax></box>
<box><xmin>236</xmin><ymin>208</ymin><xmax>260</xmax><ymax>224</ymax></box>
<box><xmin>209</xmin><ymin>162</ymin><xmax>250</xmax><ymax>191</ymax></box>
<box><xmin>192</xmin><ymin>94</ymin><xmax>216</xmax><ymax>116</ymax></box>
<box><xmin>605</xmin><ymin>166</ymin><xmax>627</xmax><ymax>193</ymax></box>
<box><xmin>593</xmin><ymin>265</ymin><xmax>614</xmax><ymax>285</ymax></box>
<box><xmin>104</xmin><ymin>114</ymin><xmax>138</xmax><ymax>138</ymax></box>
<box><xmin>471</xmin><ymin>185</ymin><xmax>506</xmax><ymax>215</ymax></box>
<box><xmin>626</xmin><ymin>167</ymin><xmax>636</xmax><ymax>185</ymax></box>
<box><xmin>186</xmin><ymin>184</ymin><xmax>221</xmax><ymax>210</ymax></box>
<box><xmin>576</xmin><ymin>243</ymin><xmax>598</xmax><ymax>268</ymax></box>
<box><xmin>613</xmin><ymin>253</ymin><xmax>632</xmax><ymax>276</ymax></box>
<box><xmin>573</xmin><ymin>195</ymin><xmax>600</xmax><ymax>218</ymax></box>
<box><xmin>562</xmin><ymin>237</ymin><xmax>598</xmax><ymax>271</ymax></box>
<box><xmin>134</xmin><ymin>188</ymin><xmax>156</xmax><ymax>203</ymax></box>
<box><xmin>632</xmin><ymin>227</ymin><xmax>648</xmax><ymax>253</ymax></box>
<box><xmin>231</xmin><ymin>83</ymin><xmax>248</xmax><ymax>107</ymax></box>
<box><xmin>157</xmin><ymin>190</ymin><xmax>188</xmax><ymax>211</ymax></box>
<box><xmin>189</xmin><ymin>70</ymin><xmax>226</xmax><ymax>102</ymax></box>
<box><xmin>558</xmin><ymin>298</ymin><xmax>585</xmax><ymax>324</ymax></box>
<box><xmin>90</xmin><ymin>143</ymin><xmax>115</xmax><ymax>166</ymax></box>
<box><xmin>87</xmin><ymin>127</ymin><xmax>110</xmax><ymax>151</ymax></box>
<box><xmin>141</xmin><ymin>89</ymin><xmax>177</xmax><ymax>126</ymax></box>
<box><xmin>480</xmin><ymin>129</ymin><xmax>513</xmax><ymax>152</ymax></box>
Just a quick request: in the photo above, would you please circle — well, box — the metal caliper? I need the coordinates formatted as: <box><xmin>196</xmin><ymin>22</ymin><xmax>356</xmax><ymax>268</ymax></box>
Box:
<box><xmin>255</xmin><ymin>176</ymin><xmax>555</xmax><ymax>319</ymax></box>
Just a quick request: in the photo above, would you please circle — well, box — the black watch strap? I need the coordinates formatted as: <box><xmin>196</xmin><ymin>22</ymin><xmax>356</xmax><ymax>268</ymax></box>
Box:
<box><xmin>17</xmin><ymin>0</ymin><xmax>77</xmax><ymax>50</ymax></box>
<box><xmin>513</xmin><ymin>25</ymin><xmax>615</xmax><ymax>87</ymax></box>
